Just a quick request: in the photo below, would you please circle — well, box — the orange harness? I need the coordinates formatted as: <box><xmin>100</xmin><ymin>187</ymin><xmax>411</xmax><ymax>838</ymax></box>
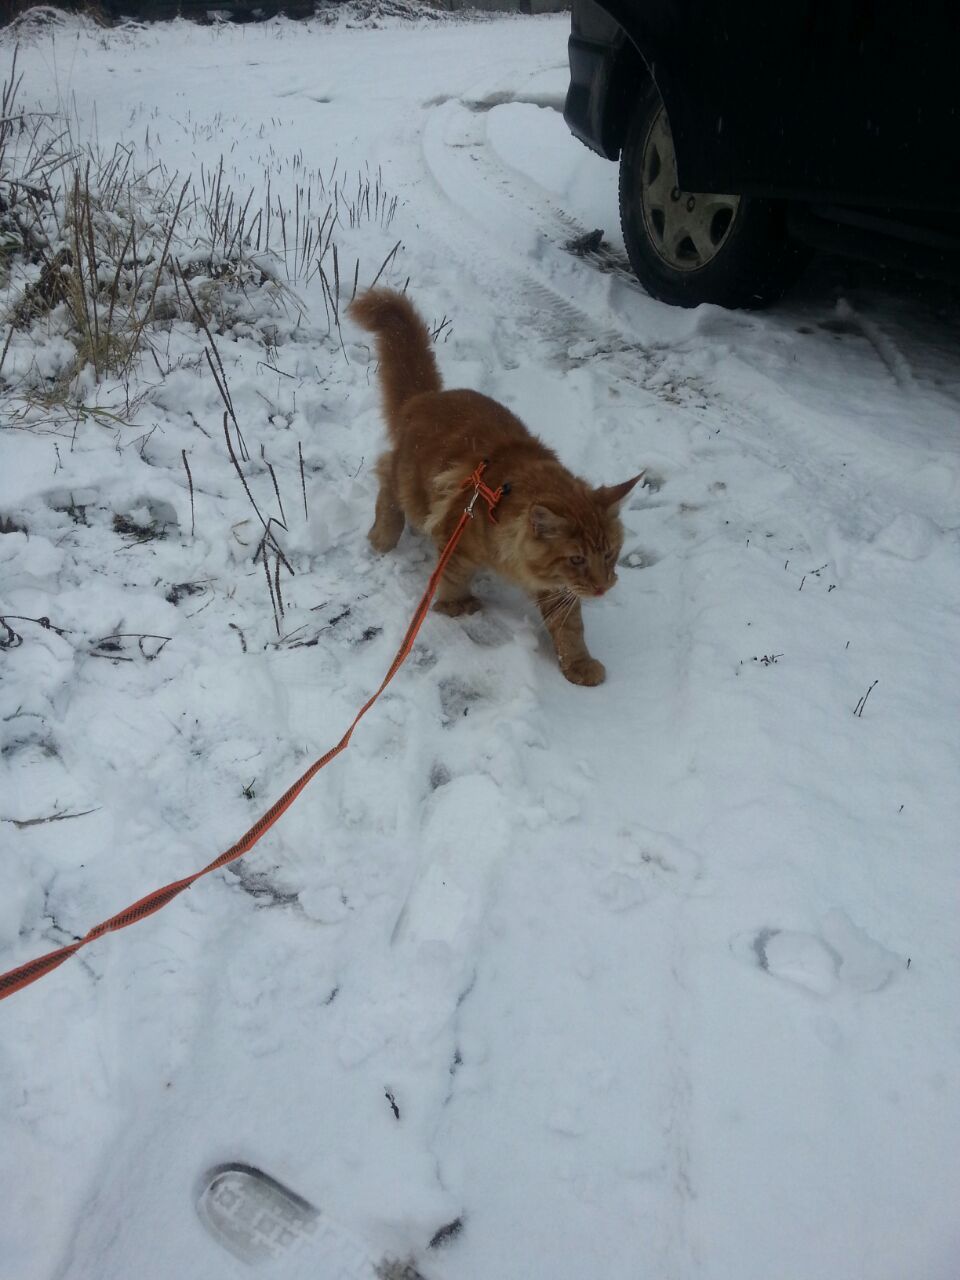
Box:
<box><xmin>0</xmin><ymin>464</ymin><xmax>506</xmax><ymax>1003</ymax></box>
<box><xmin>462</xmin><ymin>459</ymin><xmax>508</xmax><ymax>523</ymax></box>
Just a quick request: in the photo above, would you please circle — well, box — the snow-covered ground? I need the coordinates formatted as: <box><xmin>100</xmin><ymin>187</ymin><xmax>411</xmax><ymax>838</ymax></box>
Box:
<box><xmin>2</xmin><ymin>11</ymin><xmax>959</xmax><ymax>1280</ymax></box>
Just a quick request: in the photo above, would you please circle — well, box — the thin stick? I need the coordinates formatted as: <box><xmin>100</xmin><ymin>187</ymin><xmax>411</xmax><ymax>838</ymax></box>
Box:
<box><xmin>369</xmin><ymin>239</ymin><xmax>401</xmax><ymax>290</ymax></box>
<box><xmin>265</xmin><ymin>172</ymin><xmax>271</xmax><ymax>253</ymax></box>
<box><xmin>264</xmin><ymin>544</ymin><xmax>280</xmax><ymax>633</ymax></box>
<box><xmin>298</xmin><ymin>440</ymin><xmax>308</xmax><ymax>521</ymax></box>
<box><xmin>70</xmin><ymin>173</ymin><xmax>94</xmax><ymax>377</ymax></box>
<box><xmin>319</xmin><ymin>266</ymin><xmax>347</xmax><ymax>359</ymax></box>
<box><xmin>273</xmin><ymin>551</ymin><xmax>284</xmax><ymax>618</ymax></box>
<box><xmin>223</xmin><ymin>411</ymin><xmax>268</xmax><ymax>531</ymax></box>
<box><xmin>204</xmin><ymin>347</ymin><xmax>248</xmax><ymax>461</ymax></box>
<box><xmin>3</xmin><ymin>807</ymin><xmax>100</xmax><ymax>830</ymax></box>
<box><xmin>82</xmin><ymin>164</ymin><xmax>101</xmax><ymax>362</ymax></box>
<box><xmin>0</xmin><ymin>321</ymin><xmax>14</xmax><ymax>379</ymax></box>
<box><xmin>178</xmin><ymin>265</ymin><xmax>248</xmax><ymax>459</ymax></box>
<box><xmin>264</xmin><ymin>517</ymin><xmax>294</xmax><ymax>576</ymax></box>
<box><xmin>181</xmin><ymin>448</ymin><xmax>195</xmax><ymax>537</ymax></box>
<box><xmin>853</xmin><ymin>679</ymin><xmax>879</xmax><ymax>718</ymax></box>
<box><xmin>255</xmin><ymin>532</ymin><xmax>281</xmax><ymax>634</ymax></box>
<box><xmin>266</xmin><ymin>459</ymin><xmax>287</xmax><ymax>529</ymax></box>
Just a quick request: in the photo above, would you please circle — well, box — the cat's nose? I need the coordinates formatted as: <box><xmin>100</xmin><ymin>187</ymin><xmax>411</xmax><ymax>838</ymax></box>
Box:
<box><xmin>593</xmin><ymin>586</ymin><xmax>606</xmax><ymax>597</ymax></box>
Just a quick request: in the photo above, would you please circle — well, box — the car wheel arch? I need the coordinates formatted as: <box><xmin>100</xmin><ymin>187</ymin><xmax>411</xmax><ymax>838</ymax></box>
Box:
<box><xmin>588</xmin><ymin>13</ymin><xmax>688</xmax><ymax>173</ymax></box>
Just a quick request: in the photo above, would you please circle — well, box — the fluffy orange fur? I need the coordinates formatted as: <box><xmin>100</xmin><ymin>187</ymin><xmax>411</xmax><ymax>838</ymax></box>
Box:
<box><xmin>348</xmin><ymin>288</ymin><xmax>643</xmax><ymax>685</ymax></box>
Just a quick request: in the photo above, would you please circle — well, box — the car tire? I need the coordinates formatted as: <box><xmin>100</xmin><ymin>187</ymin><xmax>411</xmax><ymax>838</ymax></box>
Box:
<box><xmin>618</xmin><ymin>82</ymin><xmax>807</xmax><ymax>308</ymax></box>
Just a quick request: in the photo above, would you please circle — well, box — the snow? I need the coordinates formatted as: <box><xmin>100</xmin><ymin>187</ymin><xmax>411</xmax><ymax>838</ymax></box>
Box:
<box><xmin>2</xmin><ymin>11</ymin><xmax>960</xmax><ymax>1280</ymax></box>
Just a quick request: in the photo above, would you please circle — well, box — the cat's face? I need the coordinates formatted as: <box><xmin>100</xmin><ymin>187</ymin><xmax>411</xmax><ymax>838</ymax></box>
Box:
<box><xmin>522</xmin><ymin>474</ymin><xmax>643</xmax><ymax>597</ymax></box>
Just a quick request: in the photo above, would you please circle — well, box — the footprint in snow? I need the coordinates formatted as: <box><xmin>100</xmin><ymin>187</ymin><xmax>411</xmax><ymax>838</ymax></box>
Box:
<box><xmin>461</xmin><ymin>611</ymin><xmax>512</xmax><ymax>648</ymax></box>
<box><xmin>872</xmin><ymin>511</ymin><xmax>942</xmax><ymax>561</ymax></box>
<box><xmin>438</xmin><ymin>676</ymin><xmax>486</xmax><ymax>725</ymax></box>
<box><xmin>410</xmin><ymin>643</ymin><xmax>438</xmax><ymax>671</ymax></box>
<box><xmin>593</xmin><ymin>830</ymin><xmax>700</xmax><ymax>912</ymax></box>
<box><xmin>734</xmin><ymin>909</ymin><xmax>903</xmax><ymax>996</ymax></box>
<box><xmin>391</xmin><ymin>773</ymin><xmax>510</xmax><ymax>951</ymax></box>
<box><xmin>620</xmin><ymin>547</ymin><xmax>658</xmax><ymax>570</ymax></box>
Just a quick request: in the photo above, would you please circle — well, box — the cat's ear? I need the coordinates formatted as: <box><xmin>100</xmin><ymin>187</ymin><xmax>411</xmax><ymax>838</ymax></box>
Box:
<box><xmin>529</xmin><ymin>504</ymin><xmax>568</xmax><ymax>539</ymax></box>
<box><xmin>594</xmin><ymin>472</ymin><xmax>645</xmax><ymax>510</ymax></box>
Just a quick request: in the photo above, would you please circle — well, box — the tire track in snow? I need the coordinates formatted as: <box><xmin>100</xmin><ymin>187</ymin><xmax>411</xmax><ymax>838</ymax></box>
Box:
<box><xmin>417</xmin><ymin>97</ymin><xmax>960</xmax><ymax>537</ymax></box>
<box><xmin>419</xmin><ymin>100</ymin><xmax>655</xmax><ymax>368</ymax></box>
<box><xmin>416</xmin><ymin>98</ymin><xmax>832</xmax><ymax>507</ymax></box>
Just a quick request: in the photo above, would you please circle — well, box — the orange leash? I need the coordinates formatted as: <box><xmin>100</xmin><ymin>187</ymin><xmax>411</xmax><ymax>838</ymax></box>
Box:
<box><xmin>0</xmin><ymin>464</ymin><xmax>503</xmax><ymax>1003</ymax></box>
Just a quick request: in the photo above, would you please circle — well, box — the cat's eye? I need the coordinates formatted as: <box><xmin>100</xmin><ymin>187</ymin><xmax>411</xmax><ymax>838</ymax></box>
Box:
<box><xmin>569</xmin><ymin>554</ymin><xmax>585</xmax><ymax>567</ymax></box>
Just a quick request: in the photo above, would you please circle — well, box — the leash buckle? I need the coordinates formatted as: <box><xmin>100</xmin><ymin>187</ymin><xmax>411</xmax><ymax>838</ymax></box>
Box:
<box><xmin>463</xmin><ymin>460</ymin><xmax>506</xmax><ymax>523</ymax></box>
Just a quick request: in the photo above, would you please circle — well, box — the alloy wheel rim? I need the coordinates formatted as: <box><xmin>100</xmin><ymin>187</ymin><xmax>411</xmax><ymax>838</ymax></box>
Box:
<box><xmin>640</xmin><ymin>105</ymin><xmax>741</xmax><ymax>272</ymax></box>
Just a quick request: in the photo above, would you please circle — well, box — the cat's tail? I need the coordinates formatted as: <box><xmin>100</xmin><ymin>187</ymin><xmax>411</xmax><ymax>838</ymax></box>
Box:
<box><xmin>348</xmin><ymin>288</ymin><xmax>442</xmax><ymax>439</ymax></box>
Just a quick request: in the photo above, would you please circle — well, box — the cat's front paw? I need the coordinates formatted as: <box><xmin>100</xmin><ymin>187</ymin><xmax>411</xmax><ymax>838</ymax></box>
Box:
<box><xmin>433</xmin><ymin>596</ymin><xmax>482</xmax><ymax>617</ymax></box>
<box><xmin>368</xmin><ymin>524</ymin><xmax>401</xmax><ymax>554</ymax></box>
<box><xmin>562</xmin><ymin>656</ymin><xmax>606</xmax><ymax>686</ymax></box>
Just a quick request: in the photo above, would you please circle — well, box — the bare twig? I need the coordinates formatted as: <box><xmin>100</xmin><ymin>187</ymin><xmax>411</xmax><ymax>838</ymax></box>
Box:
<box><xmin>430</xmin><ymin>314</ymin><xmax>452</xmax><ymax>343</ymax></box>
<box><xmin>0</xmin><ymin>322</ymin><xmax>14</xmax><ymax>380</ymax></box>
<box><xmin>206</xmin><ymin>346</ymin><xmax>248</xmax><ymax>460</ymax></box>
<box><xmin>0</xmin><ymin>618</ymin><xmax>23</xmax><ymax>649</ymax></box>
<box><xmin>0</xmin><ymin>613</ymin><xmax>71</xmax><ymax>637</ymax></box>
<box><xmin>264</xmin><ymin>453</ymin><xmax>287</xmax><ymax>529</ymax></box>
<box><xmin>853</xmin><ymin>679</ymin><xmax>879</xmax><ymax>718</ymax></box>
<box><xmin>182</xmin><ymin>448</ymin><xmax>195</xmax><ymax>537</ymax></box>
<box><xmin>369</xmin><ymin>238</ymin><xmax>401</xmax><ymax>290</ymax></box>
<box><xmin>273</xmin><ymin>551</ymin><xmax>284</xmax><ymax>618</ymax></box>
<box><xmin>3</xmin><ymin>806</ymin><xmax>100</xmax><ymax>830</ymax></box>
<box><xmin>178</xmin><ymin>265</ymin><xmax>248</xmax><ymax>459</ymax></box>
<box><xmin>222</xmin><ymin>411</ymin><xmax>269</xmax><ymax>530</ymax></box>
<box><xmin>255</xmin><ymin>533</ymin><xmax>281</xmax><ymax>634</ymax></box>
<box><xmin>91</xmin><ymin>632</ymin><xmax>171</xmax><ymax>660</ymax></box>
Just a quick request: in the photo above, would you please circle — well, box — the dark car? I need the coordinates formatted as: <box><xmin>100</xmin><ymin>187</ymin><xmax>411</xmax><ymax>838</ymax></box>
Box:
<box><xmin>564</xmin><ymin>0</ymin><xmax>960</xmax><ymax>308</ymax></box>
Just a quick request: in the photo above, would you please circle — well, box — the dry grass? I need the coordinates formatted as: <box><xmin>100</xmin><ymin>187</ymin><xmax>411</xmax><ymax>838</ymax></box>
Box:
<box><xmin>0</xmin><ymin>46</ymin><xmax>416</xmax><ymax>625</ymax></box>
<box><xmin>0</xmin><ymin>50</ymin><xmax>405</xmax><ymax>416</ymax></box>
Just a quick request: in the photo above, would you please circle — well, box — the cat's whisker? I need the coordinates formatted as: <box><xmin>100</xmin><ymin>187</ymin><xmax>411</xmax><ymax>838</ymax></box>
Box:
<box><xmin>557</xmin><ymin>596</ymin><xmax>579</xmax><ymax>629</ymax></box>
<box><xmin>540</xmin><ymin>594</ymin><xmax>570</xmax><ymax>618</ymax></box>
<box><xmin>541</xmin><ymin>590</ymin><xmax>576</xmax><ymax>623</ymax></box>
<box><xmin>542</xmin><ymin>593</ymin><xmax>578</xmax><ymax>629</ymax></box>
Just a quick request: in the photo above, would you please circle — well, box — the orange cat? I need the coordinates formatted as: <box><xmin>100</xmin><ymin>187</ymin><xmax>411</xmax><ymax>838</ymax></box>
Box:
<box><xmin>348</xmin><ymin>289</ymin><xmax>643</xmax><ymax>686</ymax></box>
